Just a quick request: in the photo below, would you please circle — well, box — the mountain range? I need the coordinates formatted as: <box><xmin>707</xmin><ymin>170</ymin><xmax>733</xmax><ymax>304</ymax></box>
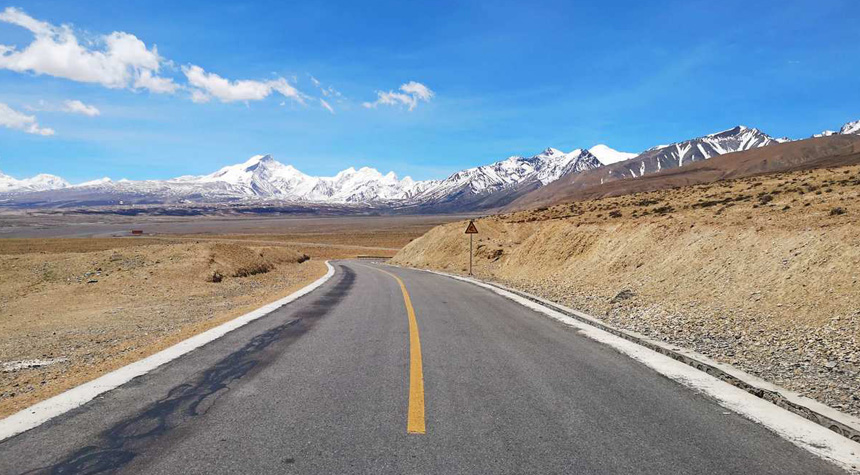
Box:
<box><xmin>0</xmin><ymin>171</ymin><xmax>70</xmax><ymax>193</ymax></box>
<box><xmin>1</xmin><ymin>118</ymin><xmax>858</xmax><ymax>212</ymax></box>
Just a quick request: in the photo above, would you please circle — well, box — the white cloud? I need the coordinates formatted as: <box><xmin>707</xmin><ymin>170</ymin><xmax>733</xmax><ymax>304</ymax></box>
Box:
<box><xmin>0</xmin><ymin>6</ymin><xmax>53</xmax><ymax>36</ymax></box>
<box><xmin>190</xmin><ymin>88</ymin><xmax>210</xmax><ymax>104</ymax></box>
<box><xmin>320</xmin><ymin>98</ymin><xmax>334</xmax><ymax>114</ymax></box>
<box><xmin>269</xmin><ymin>77</ymin><xmax>303</xmax><ymax>102</ymax></box>
<box><xmin>399</xmin><ymin>81</ymin><xmax>433</xmax><ymax>101</ymax></box>
<box><xmin>0</xmin><ymin>7</ymin><xmax>177</xmax><ymax>94</ymax></box>
<box><xmin>363</xmin><ymin>81</ymin><xmax>434</xmax><ymax>111</ymax></box>
<box><xmin>62</xmin><ymin>99</ymin><xmax>99</xmax><ymax>116</ymax></box>
<box><xmin>182</xmin><ymin>64</ymin><xmax>303</xmax><ymax>104</ymax></box>
<box><xmin>133</xmin><ymin>69</ymin><xmax>178</xmax><ymax>94</ymax></box>
<box><xmin>1</xmin><ymin>8</ymin><xmax>320</xmax><ymax>109</ymax></box>
<box><xmin>0</xmin><ymin>102</ymin><xmax>54</xmax><ymax>135</ymax></box>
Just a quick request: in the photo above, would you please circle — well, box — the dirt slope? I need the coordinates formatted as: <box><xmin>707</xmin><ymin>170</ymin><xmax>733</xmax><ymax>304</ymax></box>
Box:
<box><xmin>508</xmin><ymin>134</ymin><xmax>860</xmax><ymax>211</ymax></box>
<box><xmin>392</xmin><ymin>163</ymin><xmax>860</xmax><ymax>416</ymax></box>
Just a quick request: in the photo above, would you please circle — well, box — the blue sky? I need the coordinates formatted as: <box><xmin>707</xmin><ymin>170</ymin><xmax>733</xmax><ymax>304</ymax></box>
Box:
<box><xmin>0</xmin><ymin>0</ymin><xmax>858</xmax><ymax>183</ymax></box>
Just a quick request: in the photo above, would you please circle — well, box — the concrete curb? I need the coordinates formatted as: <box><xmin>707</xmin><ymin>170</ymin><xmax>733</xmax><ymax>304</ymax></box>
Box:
<box><xmin>397</xmin><ymin>264</ymin><xmax>860</xmax><ymax>445</ymax></box>
<box><xmin>0</xmin><ymin>261</ymin><xmax>336</xmax><ymax>442</ymax></box>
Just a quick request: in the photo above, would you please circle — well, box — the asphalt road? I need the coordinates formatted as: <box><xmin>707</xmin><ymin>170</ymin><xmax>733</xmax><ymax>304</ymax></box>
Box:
<box><xmin>0</xmin><ymin>261</ymin><xmax>846</xmax><ymax>474</ymax></box>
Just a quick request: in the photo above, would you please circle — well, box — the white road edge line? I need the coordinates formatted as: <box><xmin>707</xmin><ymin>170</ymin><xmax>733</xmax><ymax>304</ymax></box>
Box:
<box><xmin>0</xmin><ymin>261</ymin><xmax>336</xmax><ymax>443</ymax></box>
<box><xmin>414</xmin><ymin>268</ymin><xmax>860</xmax><ymax>474</ymax></box>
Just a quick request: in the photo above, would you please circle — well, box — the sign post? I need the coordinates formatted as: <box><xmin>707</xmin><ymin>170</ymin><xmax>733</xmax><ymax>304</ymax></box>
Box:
<box><xmin>464</xmin><ymin>220</ymin><xmax>479</xmax><ymax>275</ymax></box>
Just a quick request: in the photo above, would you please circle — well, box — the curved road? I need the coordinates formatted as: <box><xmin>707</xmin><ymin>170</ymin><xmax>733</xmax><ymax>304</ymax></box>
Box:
<box><xmin>0</xmin><ymin>261</ymin><xmax>846</xmax><ymax>474</ymax></box>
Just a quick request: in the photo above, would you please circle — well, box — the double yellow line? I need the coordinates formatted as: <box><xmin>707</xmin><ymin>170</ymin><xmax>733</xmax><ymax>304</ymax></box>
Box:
<box><xmin>370</xmin><ymin>266</ymin><xmax>426</xmax><ymax>435</ymax></box>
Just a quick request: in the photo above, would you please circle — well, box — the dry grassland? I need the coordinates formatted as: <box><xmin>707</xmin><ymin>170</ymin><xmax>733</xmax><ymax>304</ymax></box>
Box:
<box><xmin>0</xmin><ymin>239</ymin><xmax>323</xmax><ymax>417</ymax></box>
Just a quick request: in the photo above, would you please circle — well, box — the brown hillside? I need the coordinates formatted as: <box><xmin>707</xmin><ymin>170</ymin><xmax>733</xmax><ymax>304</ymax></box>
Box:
<box><xmin>507</xmin><ymin>134</ymin><xmax>860</xmax><ymax>211</ymax></box>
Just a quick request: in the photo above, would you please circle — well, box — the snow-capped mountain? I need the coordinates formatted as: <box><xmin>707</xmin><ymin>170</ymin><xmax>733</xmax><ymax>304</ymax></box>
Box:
<box><xmin>75</xmin><ymin>177</ymin><xmax>113</xmax><ymax>187</ymax></box>
<box><xmin>61</xmin><ymin>154</ymin><xmax>428</xmax><ymax>204</ymax></box>
<box><xmin>588</xmin><ymin>144</ymin><xmax>638</xmax><ymax>165</ymax></box>
<box><xmin>507</xmin><ymin>123</ymin><xmax>826</xmax><ymax>210</ymax></box>
<box><xmin>3</xmin><ymin>118</ymin><xmax>858</xmax><ymax>211</ymax></box>
<box><xmin>406</xmin><ymin>147</ymin><xmax>601</xmax><ymax>209</ymax></box>
<box><xmin>813</xmin><ymin>119</ymin><xmax>859</xmax><ymax>138</ymax></box>
<box><xmin>839</xmin><ymin>119</ymin><xmax>860</xmax><ymax>135</ymax></box>
<box><xmin>0</xmin><ymin>148</ymin><xmax>601</xmax><ymax>211</ymax></box>
<box><xmin>180</xmin><ymin>154</ymin><xmax>427</xmax><ymax>202</ymax></box>
<box><xmin>508</xmin><ymin>123</ymin><xmax>860</xmax><ymax>211</ymax></box>
<box><xmin>428</xmin><ymin>148</ymin><xmax>598</xmax><ymax>193</ymax></box>
<box><xmin>609</xmin><ymin>125</ymin><xmax>780</xmax><ymax>179</ymax></box>
<box><xmin>0</xmin><ymin>170</ymin><xmax>69</xmax><ymax>193</ymax></box>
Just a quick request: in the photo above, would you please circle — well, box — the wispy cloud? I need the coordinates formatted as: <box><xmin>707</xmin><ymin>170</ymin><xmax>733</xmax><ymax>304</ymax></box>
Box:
<box><xmin>0</xmin><ymin>7</ymin><xmax>178</xmax><ymax>94</ymax></box>
<box><xmin>320</xmin><ymin>98</ymin><xmax>335</xmax><ymax>114</ymax></box>
<box><xmin>62</xmin><ymin>99</ymin><xmax>100</xmax><ymax>116</ymax></box>
<box><xmin>0</xmin><ymin>102</ymin><xmax>54</xmax><ymax>135</ymax></box>
<box><xmin>321</xmin><ymin>85</ymin><xmax>343</xmax><ymax>99</ymax></box>
<box><xmin>363</xmin><ymin>81</ymin><xmax>434</xmax><ymax>111</ymax></box>
<box><xmin>308</xmin><ymin>75</ymin><xmax>345</xmax><ymax>112</ymax></box>
<box><xmin>182</xmin><ymin>65</ymin><xmax>304</xmax><ymax>104</ymax></box>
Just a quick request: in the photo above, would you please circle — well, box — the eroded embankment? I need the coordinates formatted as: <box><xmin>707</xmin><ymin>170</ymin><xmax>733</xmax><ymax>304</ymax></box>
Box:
<box><xmin>392</xmin><ymin>164</ymin><xmax>860</xmax><ymax>417</ymax></box>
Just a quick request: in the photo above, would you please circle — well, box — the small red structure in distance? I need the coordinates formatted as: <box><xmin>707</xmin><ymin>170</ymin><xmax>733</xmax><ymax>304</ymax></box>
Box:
<box><xmin>130</xmin><ymin>230</ymin><xmax>144</xmax><ymax>236</ymax></box>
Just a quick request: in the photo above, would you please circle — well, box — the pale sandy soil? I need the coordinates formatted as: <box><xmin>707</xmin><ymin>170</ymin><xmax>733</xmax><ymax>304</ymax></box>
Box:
<box><xmin>393</xmin><ymin>164</ymin><xmax>860</xmax><ymax>416</ymax></box>
<box><xmin>0</xmin><ymin>239</ymin><xmax>325</xmax><ymax>418</ymax></box>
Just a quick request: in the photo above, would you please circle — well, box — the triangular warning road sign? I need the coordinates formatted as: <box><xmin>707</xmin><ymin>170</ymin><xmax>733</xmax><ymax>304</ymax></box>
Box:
<box><xmin>464</xmin><ymin>221</ymin><xmax>479</xmax><ymax>234</ymax></box>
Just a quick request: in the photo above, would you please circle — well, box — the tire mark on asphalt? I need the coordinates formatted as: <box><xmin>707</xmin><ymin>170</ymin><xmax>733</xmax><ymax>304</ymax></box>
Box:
<box><xmin>24</xmin><ymin>266</ymin><xmax>355</xmax><ymax>475</ymax></box>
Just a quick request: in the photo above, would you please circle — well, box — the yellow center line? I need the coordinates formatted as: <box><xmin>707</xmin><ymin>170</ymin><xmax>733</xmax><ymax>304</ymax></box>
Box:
<box><xmin>365</xmin><ymin>265</ymin><xmax>426</xmax><ymax>435</ymax></box>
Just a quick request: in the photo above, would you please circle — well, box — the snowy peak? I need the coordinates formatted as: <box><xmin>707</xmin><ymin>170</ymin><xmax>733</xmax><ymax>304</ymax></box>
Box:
<box><xmin>588</xmin><ymin>144</ymin><xmax>638</xmax><ymax>165</ymax></box>
<box><xmin>538</xmin><ymin>147</ymin><xmax>565</xmax><ymax>157</ymax></box>
<box><xmin>26</xmin><ymin>174</ymin><xmax>70</xmax><ymax>191</ymax></box>
<box><xmin>595</xmin><ymin>125</ymin><xmax>776</xmax><ymax>176</ymax></box>
<box><xmin>532</xmin><ymin>148</ymin><xmax>601</xmax><ymax>185</ymax></box>
<box><xmin>839</xmin><ymin>119</ymin><xmax>860</xmax><ymax>135</ymax></box>
<box><xmin>707</xmin><ymin>125</ymin><xmax>750</xmax><ymax>138</ymax></box>
<box><xmin>172</xmin><ymin>156</ymin><xmax>423</xmax><ymax>203</ymax></box>
<box><xmin>202</xmin><ymin>154</ymin><xmax>299</xmax><ymax>183</ymax></box>
<box><xmin>0</xmin><ymin>170</ymin><xmax>69</xmax><ymax>193</ymax></box>
<box><xmin>321</xmin><ymin>166</ymin><xmax>411</xmax><ymax>202</ymax></box>
<box><xmin>239</xmin><ymin>153</ymin><xmax>273</xmax><ymax>168</ymax></box>
<box><xmin>74</xmin><ymin>177</ymin><xmax>112</xmax><ymax>188</ymax></box>
<box><xmin>605</xmin><ymin>125</ymin><xmax>780</xmax><ymax>181</ymax></box>
<box><xmin>653</xmin><ymin>125</ymin><xmax>776</xmax><ymax>167</ymax></box>
<box><xmin>412</xmin><ymin>147</ymin><xmax>601</xmax><ymax>204</ymax></box>
<box><xmin>813</xmin><ymin>119</ymin><xmax>860</xmax><ymax>138</ymax></box>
